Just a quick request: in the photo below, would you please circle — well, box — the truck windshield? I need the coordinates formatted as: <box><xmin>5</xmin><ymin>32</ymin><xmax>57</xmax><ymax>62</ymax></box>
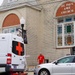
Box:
<box><xmin>12</xmin><ymin>41</ymin><xmax>24</xmax><ymax>56</ymax></box>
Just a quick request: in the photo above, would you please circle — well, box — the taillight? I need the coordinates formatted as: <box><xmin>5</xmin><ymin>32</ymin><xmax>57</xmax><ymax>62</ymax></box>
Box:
<box><xmin>7</xmin><ymin>53</ymin><xmax>12</xmax><ymax>57</ymax></box>
<box><xmin>7</xmin><ymin>53</ymin><xmax>12</xmax><ymax>64</ymax></box>
<box><xmin>7</xmin><ymin>58</ymin><xmax>11</xmax><ymax>64</ymax></box>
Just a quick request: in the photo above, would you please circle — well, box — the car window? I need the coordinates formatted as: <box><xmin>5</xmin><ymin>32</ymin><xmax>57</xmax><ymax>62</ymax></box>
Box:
<box><xmin>57</xmin><ymin>56</ymin><xmax>74</xmax><ymax>63</ymax></box>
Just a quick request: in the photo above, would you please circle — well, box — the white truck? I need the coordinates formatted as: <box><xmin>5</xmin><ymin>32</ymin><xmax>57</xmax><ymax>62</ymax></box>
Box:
<box><xmin>0</xmin><ymin>33</ymin><xmax>27</xmax><ymax>75</ymax></box>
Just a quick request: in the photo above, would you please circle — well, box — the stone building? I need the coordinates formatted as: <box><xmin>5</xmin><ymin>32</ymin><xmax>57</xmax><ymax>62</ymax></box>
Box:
<box><xmin>0</xmin><ymin>0</ymin><xmax>75</xmax><ymax>66</ymax></box>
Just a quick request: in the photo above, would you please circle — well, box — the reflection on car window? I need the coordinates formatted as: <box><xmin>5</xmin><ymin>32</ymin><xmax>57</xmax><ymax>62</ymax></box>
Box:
<box><xmin>57</xmin><ymin>56</ymin><xmax>74</xmax><ymax>63</ymax></box>
<box><xmin>72</xmin><ymin>57</ymin><xmax>75</xmax><ymax>62</ymax></box>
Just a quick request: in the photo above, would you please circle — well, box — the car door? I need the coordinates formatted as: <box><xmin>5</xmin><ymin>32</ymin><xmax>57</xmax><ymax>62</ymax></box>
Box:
<box><xmin>71</xmin><ymin>56</ymin><xmax>75</xmax><ymax>75</ymax></box>
<box><xmin>72</xmin><ymin>63</ymin><xmax>75</xmax><ymax>75</ymax></box>
<box><xmin>52</xmin><ymin>56</ymin><xmax>74</xmax><ymax>75</ymax></box>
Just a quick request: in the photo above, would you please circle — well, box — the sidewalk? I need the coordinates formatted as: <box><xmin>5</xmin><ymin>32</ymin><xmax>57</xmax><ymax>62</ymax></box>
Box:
<box><xmin>27</xmin><ymin>72</ymin><xmax>34</xmax><ymax>75</ymax></box>
<box><xmin>26</xmin><ymin>66</ymin><xmax>35</xmax><ymax>72</ymax></box>
<box><xmin>24</xmin><ymin>66</ymin><xmax>35</xmax><ymax>75</ymax></box>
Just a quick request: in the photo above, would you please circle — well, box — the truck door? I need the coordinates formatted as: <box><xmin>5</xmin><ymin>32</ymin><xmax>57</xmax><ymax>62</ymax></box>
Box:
<box><xmin>0</xmin><ymin>40</ymin><xmax>8</xmax><ymax>65</ymax></box>
<box><xmin>12</xmin><ymin>41</ymin><xmax>25</xmax><ymax>65</ymax></box>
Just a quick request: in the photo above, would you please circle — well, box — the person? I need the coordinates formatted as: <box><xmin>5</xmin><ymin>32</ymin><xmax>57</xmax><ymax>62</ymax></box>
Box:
<box><xmin>37</xmin><ymin>54</ymin><xmax>45</xmax><ymax>64</ymax></box>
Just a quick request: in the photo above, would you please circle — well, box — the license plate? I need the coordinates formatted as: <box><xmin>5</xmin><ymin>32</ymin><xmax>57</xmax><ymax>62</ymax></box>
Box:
<box><xmin>0</xmin><ymin>68</ymin><xmax>5</xmax><ymax>72</ymax></box>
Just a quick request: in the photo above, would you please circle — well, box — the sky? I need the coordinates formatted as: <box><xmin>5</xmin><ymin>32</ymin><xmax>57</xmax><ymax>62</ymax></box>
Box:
<box><xmin>0</xmin><ymin>0</ymin><xmax>3</xmax><ymax>6</ymax></box>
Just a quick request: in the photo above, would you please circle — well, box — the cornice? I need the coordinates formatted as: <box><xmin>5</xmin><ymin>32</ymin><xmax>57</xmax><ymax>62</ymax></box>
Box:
<box><xmin>0</xmin><ymin>2</ymin><xmax>42</xmax><ymax>12</ymax></box>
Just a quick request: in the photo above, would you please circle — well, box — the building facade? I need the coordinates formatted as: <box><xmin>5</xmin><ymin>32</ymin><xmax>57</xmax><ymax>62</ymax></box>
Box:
<box><xmin>0</xmin><ymin>0</ymin><xmax>75</xmax><ymax>66</ymax></box>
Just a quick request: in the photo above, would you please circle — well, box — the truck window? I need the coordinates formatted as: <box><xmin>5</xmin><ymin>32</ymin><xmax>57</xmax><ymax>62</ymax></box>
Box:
<box><xmin>12</xmin><ymin>41</ymin><xmax>24</xmax><ymax>56</ymax></box>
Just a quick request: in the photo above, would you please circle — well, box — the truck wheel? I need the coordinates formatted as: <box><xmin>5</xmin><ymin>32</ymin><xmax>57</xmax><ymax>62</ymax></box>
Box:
<box><xmin>39</xmin><ymin>69</ymin><xmax>50</xmax><ymax>75</ymax></box>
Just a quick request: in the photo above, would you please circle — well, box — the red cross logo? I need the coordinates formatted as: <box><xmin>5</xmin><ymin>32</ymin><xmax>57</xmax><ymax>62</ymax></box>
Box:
<box><xmin>16</xmin><ymin>42</ymin><xmax>23</xmax><ymax>55</ymax></box>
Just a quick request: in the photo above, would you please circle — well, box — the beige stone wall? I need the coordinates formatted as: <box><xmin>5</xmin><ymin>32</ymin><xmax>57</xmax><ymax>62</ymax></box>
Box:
<box><xmin>26</xmin><ymin>6</ymin><xmax>41</xmax><ymax>65</ymax></box>
<box><xmin>25</xmin><ymin>0</ymin><xmax>71</xmax><ymax>65</ymax></box>
<box><xmin>39</xmin><ymin>1</ymin><xmax>70</xmax><ymax>62</ymax></box>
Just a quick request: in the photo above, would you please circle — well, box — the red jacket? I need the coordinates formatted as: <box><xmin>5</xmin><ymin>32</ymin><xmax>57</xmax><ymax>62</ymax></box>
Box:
<box><xmin>37</xmin><ymin>54</ymin><xmax>45</xmax><ymax>64</ymax></box>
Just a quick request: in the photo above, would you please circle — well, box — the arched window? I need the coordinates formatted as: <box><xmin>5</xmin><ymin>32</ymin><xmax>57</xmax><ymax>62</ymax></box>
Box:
<box><xmin>57</xmin><ymin>16</ymin><xmax>75</xmax><ymax>48</ymax></box>
<box><xmin>2</xmin><ymin>13</ymin><xmax>20</xmax><ymax>34</ymax></box>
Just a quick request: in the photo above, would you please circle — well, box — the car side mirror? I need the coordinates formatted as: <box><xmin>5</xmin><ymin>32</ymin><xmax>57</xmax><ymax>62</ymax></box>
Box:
<box><xmin>54</xmin><ymin>61</ymin><xmax>58</xmax><ymax>65</ymax></box>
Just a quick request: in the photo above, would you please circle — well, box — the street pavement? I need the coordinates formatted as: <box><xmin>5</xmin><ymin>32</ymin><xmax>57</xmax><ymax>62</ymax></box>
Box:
<box><xmin>27</xmin><ymin>72</ymin><xmax>34</xmax><ymax>75</ymax></box>
<box><xmin>26</xmin><ymin>66</ymin><xmax>35</xmax><ymax>75</ymax></box>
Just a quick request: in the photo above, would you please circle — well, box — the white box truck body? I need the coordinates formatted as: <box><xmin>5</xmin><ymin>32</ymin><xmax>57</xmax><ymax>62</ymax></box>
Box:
<box><xmin>0</xmin><ymin>33</ymin><xmax>26</xmax><ymax>73</ymax></box>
